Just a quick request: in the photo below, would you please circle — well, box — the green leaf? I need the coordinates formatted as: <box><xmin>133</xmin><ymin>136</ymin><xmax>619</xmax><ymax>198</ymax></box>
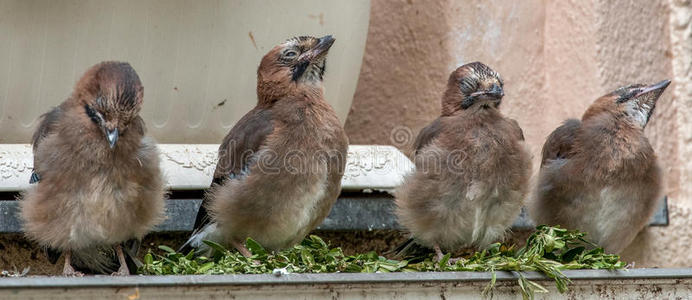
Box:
<box><xmin>300</xmin><ymin>248</ymin><xmax>315</xmax><ymax>266</ymax></box>
<box><xmin>310</xmin><ymin>235</ymin><xmax>328</xmax><ymax>249</ymax></box>
<box><xmin>517</xmin><ymin>274</ymin><xmax>531</xmax><ymax>300</ymax></box>
<box><xmin>136</xmin><ymin>225</ymin><xmax>625</xmax><ymax>299</ymax></box>
<box><xmin>527</xmin><ymin>280</ymin><xmax>549</xmax><ymax>293</ymax></box>
<box><xmin>438</xmin><ymin>253</ymin><xmax>451</xmax><ymax>270</ymax></box>
<box><xmin>158</xmin><ymin>245</ymin><xmax>177</xmax><ymax>254</ymax></box>
<box><xmin>202</xmin><ymin>240</ymin><xmax>228</xmax><ymax>255</ymax></box>
<box><xmin>481</xmin><ymin>270</ymin><xmax>496</xmax><ymax>298</ymax></box>
<box><xmin>561</xmin><ymin>246</ymin><xmax>584</xmax><ymax>263</ymax></box>
<box><xmin>198</xmin><ymin>262</ymin><xmax>215</xmax><ymax>273</ymax></box>
<box><xmin>246</xmin><ymin>238</ymin><xmax>267</xmax><ymax>256</ymax></box>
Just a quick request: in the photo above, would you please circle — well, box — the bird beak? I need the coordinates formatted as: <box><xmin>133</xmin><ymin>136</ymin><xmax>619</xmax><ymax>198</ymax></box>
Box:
<box><xmin>628</xmin><ymin>79</ymin><xmax>670</xmax><ymax>127</ymax></box>
<box><xmin>301</xmin><ymin>35</ymin><xmax>335</xmax><ymax>62</ymax></box>
<box><xmin>106</xmin><ymin>128</ymin><xmax>119</xmax><ymax>149</ymax></box>
<box><xmin>635</xmin><ymin>79</ymin><xmax>670</xmax><ymax>98</ymax></box>
<box><xmin>485</xmin><ymin>83</ymin><xmax>504</xmax><ymax>99</ymax></box>
<box><xmin>470</xmin><ymin>83</ymin><xmax>504</xmax><ymax>100</ymax></box>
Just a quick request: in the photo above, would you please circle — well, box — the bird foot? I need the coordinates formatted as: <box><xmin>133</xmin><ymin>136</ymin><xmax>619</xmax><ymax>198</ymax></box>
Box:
<box><xmin>433</xmin><ymin>244</ymin><xmax>445</xmax><ymax>262</ymax></box>
<box><xmin>62</xmin><ymin>250</ymin><xmax>84</xmax><ymax>276</ymax></box>
<box><xmin>110</xmin><ymin>244</ymin><xmax>131</xmax><ymax>276</ymax></box>
<box><xmin>432</xmin><ymin>245</ymin><xmax>461</xmax><ymax>265</ymax></box>
<box><xmin>62</xmin><ymin>265</ymin><xmax>83</xmax><ymax>277</ymax></box>
<box><xmin>230</xmin><ymin>240</ymin><xmax>260</xmax><ymax>264</ymax></box>
<box><xmin>232</xmin><ymin>240</ymin><xmax>253</xmax><ymax>258</ymax></box>
<box><xmin>434</xmin><ymin>255</ymin><xmax>461</xmax><ymax>265</ymax></box>
<box><xmin>111</xmin><ymin>266</ymin><xmax>130</xmax><ymax>276</ymax></box>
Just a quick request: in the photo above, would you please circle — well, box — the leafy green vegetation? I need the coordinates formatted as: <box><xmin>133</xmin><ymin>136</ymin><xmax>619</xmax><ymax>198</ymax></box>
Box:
<box><xmin>140</xmin><ymin>225</ymin><xmax>625</xmax><ymax>299</ymax></box>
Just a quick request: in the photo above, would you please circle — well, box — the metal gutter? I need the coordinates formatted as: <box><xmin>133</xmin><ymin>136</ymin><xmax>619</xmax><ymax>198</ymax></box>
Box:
<box><xmin>1</xmin><ymin>268</ymin><xmax>692</xmax><ymax>289</ymax></box>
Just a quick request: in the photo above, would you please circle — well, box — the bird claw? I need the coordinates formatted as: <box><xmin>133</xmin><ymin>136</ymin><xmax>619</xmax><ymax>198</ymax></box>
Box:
<box><xmin>62</xmin><ymin>266</ymin><xmax>84</xmax><ymax>277</ymax></box>
<box><xmin>434</xmin><ymin>255</ymin><xmax>461</xmax><ymax>265</ymax></box>
<box><xmin>433</xmin><ymin>245</ymin><xmax>445</xmax><ymax>262</ymax></box>
<box><xmin>112</xmin><ymin>245</ymin><xmax>130</xmax><ymax>276</ymax></box>
<box><xmin>111</xmin><ymin>264</ymin><xmax>130</xmax><ymax>276</ymax></box>
<box><xmin>432</xmin><ymin>245</ymin><xmax>461</xmax><ymax>265</ymax></box>
<box><xmin>110</xmin><ymin>270</ymin><xmax>129</xmax><ymax>276</ymax></box>
<box><xmin>232</xmin><ymin>240</ymin><xmax>253</xmax><ymax>258</ymax></box>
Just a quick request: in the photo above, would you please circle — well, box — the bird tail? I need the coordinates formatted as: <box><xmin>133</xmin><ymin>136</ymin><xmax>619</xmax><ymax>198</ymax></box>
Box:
<box><xmin>50</xmin><ymin>239</ymin><xmax>142</xmax><ymax>274</ymax></box>
<box><xmin>390</xmin><ymin>238</ymin><xmax>433</xmax><ymax>261</ymax></box>
<box><xmin>179</xmin><ymin>222</ymin><xmax>220</xmax><ymax>256</ymax></box>
<box><xmin>71</xmin><ymin>246</ymin><xmax>119</xmax><ymax>274</ymax></box>
<box><xmin>391</xmin><ymin>237</ymin><xmax>415</xmax><ymax>258</ymax></box>
<box><xmin>44</xmin><ymin>247</ymin><xmax>62</xmax><ymax>264</ymax></box>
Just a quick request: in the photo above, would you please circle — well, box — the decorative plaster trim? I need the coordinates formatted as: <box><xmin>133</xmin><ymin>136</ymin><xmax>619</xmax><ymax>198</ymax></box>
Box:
<box><xmin>0</xmin><ymin>144</ymin><xmax>414</xmax><ymax>192</ymax></box>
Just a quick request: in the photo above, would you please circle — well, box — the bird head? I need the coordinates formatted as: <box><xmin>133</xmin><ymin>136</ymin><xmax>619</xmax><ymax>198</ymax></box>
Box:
<box><xmin>256</xmin><ymin>35</ymin><xmax>335</xmax><ymax>105</ymax></box>
<box><xmin>583</xmin><ymin>80</ymin><xmax>670</xmax><ymax>128</ymax></box>
<box><xmin>442</xmin><ymin>62</ymin><xmax>504</xmax><ymax>115</ymax></box>
<box><xmin>73</xmin><ymin>61</ymin><xmax>143</xmax><ymax>149</ymax></box>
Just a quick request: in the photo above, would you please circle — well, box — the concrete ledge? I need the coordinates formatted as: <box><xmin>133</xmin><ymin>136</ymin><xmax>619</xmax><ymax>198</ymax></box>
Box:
<box><xmin>0</xmin><ymin>269</ymin><xmax>690</xmax><ymax>299</ymax></box>
<box><xmin>2</xmin><ymin>268</ymin><xmax>692</xmax><ymax>288</ymax></box>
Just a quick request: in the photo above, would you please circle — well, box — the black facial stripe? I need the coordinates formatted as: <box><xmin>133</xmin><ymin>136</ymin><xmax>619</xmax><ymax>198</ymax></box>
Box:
<box><xmin>461</xmin><ymin>96</ymin><xmax>476</xmax><ymax>109</ymax></box>
<box><xmin>614</xmin><ymin>84</ymin><xmax>646</xmax><ymax>103</ymax></box>
<box><xmin>84</xmin><ymin>104</ymin><xmax>102</xmax><ymax>125</ymax></box>
<box><xmin>318</xmin><ymin>61</ymin><xmax>326</xmax><ymax>79</ymax></box>
<box><xmin>616</xmin><ymin>90</ymin><xmax>639</xmax><ymax>103</ymax></box>
<box><xmin>292</xmin><ymin>61</ymin><xmax>309</xmax><ymax>81</ymax></box>
<box><xmin>646</xmin><ymin>102</ymin><xmax>657</xmax><ymax>123</ymax></box>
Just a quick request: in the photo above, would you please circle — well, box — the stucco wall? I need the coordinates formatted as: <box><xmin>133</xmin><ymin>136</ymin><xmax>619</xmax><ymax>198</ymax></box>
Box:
<box><xmin>345</xmin><ymin>0</ymin><xmax>692</xmax><ymax>267</ymax></box>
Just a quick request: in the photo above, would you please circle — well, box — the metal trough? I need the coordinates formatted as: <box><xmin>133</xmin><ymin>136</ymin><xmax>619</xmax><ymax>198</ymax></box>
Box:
<box><xmin>1</xmin><ymin>268</ymin><xmax>690</xmax><ymax>299</ymax></box>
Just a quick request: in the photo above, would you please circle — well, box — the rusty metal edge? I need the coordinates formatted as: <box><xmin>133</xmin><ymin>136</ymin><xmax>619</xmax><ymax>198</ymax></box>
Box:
<box><xmin>1</xmin><ymin>268</ymin><xmax>691</xmax><ymax>289</ymax></box>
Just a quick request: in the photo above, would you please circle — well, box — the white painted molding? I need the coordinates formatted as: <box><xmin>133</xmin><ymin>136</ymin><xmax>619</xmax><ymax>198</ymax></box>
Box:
<box><xmin>0</xmin><ymin>144</ymin><xmax>414</xmax><ymax>192</ymax></box>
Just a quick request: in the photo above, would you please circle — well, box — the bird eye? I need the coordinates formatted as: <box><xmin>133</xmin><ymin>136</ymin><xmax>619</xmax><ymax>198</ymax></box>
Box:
<box><xmin>284</xmin><ymin>50</ymin><xmax>298</xmax><ymax>58</ymax></box>
<box><xmin>459</xmin><ymin>79</ymin><xmax>476</xmax><ymax>94</ymax></box>
<box><xmin>84</xmin><ymin>104</ymin><xmax>103</xmax><ymax>125</ymax></box>
<box><xmin>617</xmin><ymin>89</ymin><xmax>638</xmax><ymax>103</ymax></box>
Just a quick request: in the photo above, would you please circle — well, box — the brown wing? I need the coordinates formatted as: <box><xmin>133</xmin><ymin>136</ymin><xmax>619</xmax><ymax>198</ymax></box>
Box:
<box><xmin>508</xmin><ymin>118</ymin><xmax>525</xmax><ymax>141</ymax></box>
<box><xmin>191</xmin><ymin>108</ymin><xmax>274</xmax><ymax>231</ymax></box>
<box><xmin>32</xmin><ymin>106</ymin><xmax>63</xmax><ymax>151</ymax></box>
<box><xmin>212</xmin><ymin>108</ymin><xmax>274</xmax><ymax>183</ymax></box>
<box><xmin>412</xmin><ymin>118</ymin><xmax>442</xmax><ymax>156</ymax></box>
<box><xmin>540</xmin><ymin>118</ymin><xmax>581</xmax><ymax>167</ymax></box>
<box><xmin>30</xmin><ymin>105</ymin><xmax>65</xmax><ymax>183</ymax></box>
<box><xmin>30</xmin><ymin>105</ymin><xmax>65</xmax><ymax>261</ymax></box>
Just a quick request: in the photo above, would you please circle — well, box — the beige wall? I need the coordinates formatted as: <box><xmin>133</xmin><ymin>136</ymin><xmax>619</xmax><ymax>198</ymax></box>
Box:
<box><xmin>345</xmin><ymin>0</ymin><xmax>692</xmax><ymax>267</ymax></box>
<box><xmin>0</xmin><ymin>0</ymin><xmax>369</xmax><ymax>143</ymax></box>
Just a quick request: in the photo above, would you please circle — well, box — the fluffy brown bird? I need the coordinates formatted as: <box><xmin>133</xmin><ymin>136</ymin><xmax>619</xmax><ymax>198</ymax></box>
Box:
<box><xmin>531</xmin><ymin>80</ymin><xmax>670</xmax><ymax>253</ymax></box>
<box><xmin>20</xmin><ymin>61</ymin><xmax>165</xmax><ymax>276</ymax></box>
<box><xmin>395</xmin><ymin>62</ymin><xmax>531</xmax><ymax>260</ymax></box>
<box><xmin>181</xmin><ymin>35</ymin><xmax>348</xmax><ymax>256</ymax></box>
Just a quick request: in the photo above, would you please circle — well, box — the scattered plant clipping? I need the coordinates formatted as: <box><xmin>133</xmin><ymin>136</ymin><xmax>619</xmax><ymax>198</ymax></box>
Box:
<box><xmin>0</xmin><ymin>267</ymin><xmax>29</xmax><ymax>278</ymax></box>
<box><xmin>140</xmin><ymin>225</ymin><xmax>625</xmax><ymax>299</ymax></box>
